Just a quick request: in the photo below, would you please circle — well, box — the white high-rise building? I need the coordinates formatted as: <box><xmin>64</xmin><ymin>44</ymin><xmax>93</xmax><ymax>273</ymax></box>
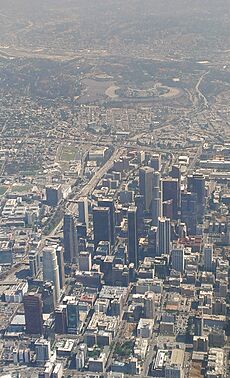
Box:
<box><xmin>43</xmin><ymin>246</ymin><xmax>60</xmax><ymax>302</ymax></box>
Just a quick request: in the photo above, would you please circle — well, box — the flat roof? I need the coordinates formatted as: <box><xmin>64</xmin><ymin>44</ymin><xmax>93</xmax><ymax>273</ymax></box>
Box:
<box><xmin>171</xmin><ymin>349</ymin><xmax>184</xmax><ymax>366</ymax></box>
<box><xmin>11</xmin><ymin>314</ymin><xmax>25</xmax><ymax>326</ymax></box>
<box><xmin>154</xmin><ymin>350</ymin><xmax>167</xmax><ymax>369</ymax></box>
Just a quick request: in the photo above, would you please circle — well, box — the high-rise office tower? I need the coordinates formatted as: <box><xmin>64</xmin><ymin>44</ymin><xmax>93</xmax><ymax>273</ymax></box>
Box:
<box><xmin>79</xmin><ymin>251</ymin><xmax>92</xmax><ymax>271</ymax></box>
<box><xmin>43</xmin><ymin>246</ymin><xmax>60</xmax><ymax>303</ymax></box>
<box><xmin>152</xmin><ymin>187</ymin><xmax>162</xmax><ymax>226</ymax></box>
<box><xmin>139</xmin><ymin>166</ymin><xmax>154</xmax><ymax>212</ymax></box>
<box><xmin>157</xmin><ymin>217</ymin><xmax>171</xmax><ymax>255</ymax></box>
<box><xmin>93</xmin><ymin>207</ymin><xmax>111</xmax><ymax>248</ymax></box>
<box><xmin>187</xmin><ymin>173</ymin><xmax>205</xmax><ymax>221</ymax></box>
<box><xmin>42</xmin><ymin>282</ymin><xmax>56</xmax><ymax>314</ymax></box>
<box><xmin>63</xmin><ymin>214</ymin><xmax>78</xmax><ymax>263</ymax></box>
<box><xmin>55</xmin><ymin>305</ymin><xmax>67</xmax><ymax>334</ymax></box>
<box><xmin>194</xmin><ymin>314</ymin><xmax>204</xmax><ymax>336</ymax></box>
<box><xmin>171</xmin><ymin>165</ymin><xmax>181</xmax><ymax>180</ymax></box>
<box><xmin>149</xmin><ymin>154</ymin><xmax>161</xmax><ymax>171</ymax></box>
<box><xmin>152</xmin><ymin>171</ymin><xmax>162</xmax><ymax>227</ymax></box>
<box><xmin>162</xmin><ymin>178</ymin><xmax>180</xmax><ymax>220</ymax></box>
<box><xmin>98</xmin><ymin>198</ymin><xmax>115</xmax><ymax>245</ymax></box>
<box><xmin>171</xmin><ymin>164</ymin><xmax>181</xmax><ymax>215</ymax></box>
<box><xmin>153</xmin><ymin>169</ymin><xmax>161</xmax><ymax>188</ymax></box>
<box><xmin>76</xmin><ymin>224</ymin><xmax>87</xmax><ymax>239</ymax></box>
<box><xmin>203</xmin><ymin>244</ymin><xmax>213</xmax><ymax>272</ymax></box>
<box><xmin>114</xmin><ymin>244</ymin><xmax>127</xmax><ymax>265</ymax></box>
<box><xmin>23</xmin><ymin>292</ymin><xmax>43</xmax><ymax>335</ymax></box>
<box><xmin>147</xmin><ymin>226</ymin><xmax>158</xmax><ymax>257</ymax></box>
<box><xmin>163</xmin><ymin>199</ymin><xmax>173</xmax><ymax>220</ymax></box>
<box><xmin>137</xmin><ymin>151</ymin><xmax>146</xmax><ymax>164</ymax></box>
<box><xmin>178</xmin><ymin>222</ymin><xmax>187</xmax><ymax>239</ymax></box>
<box><xmin>119</xmin><ymin>189</ymin><xmax>134</xmax><ymax>205</ymax></box>
<box><xmin>67</xmin><ymin>299</ymin><xmax>79</xmax><ymax>333</ymax></box>
<box><xmin>29</xmin><ymin>249</ymin><xmax>41</xmax><ymax>278</ymax></box>
<box><xmin>46</xmin><ymin>185</ymin><xmax>62</xmax><ymax>207</ymax></box>
<box><xmin>56</xmin><ymin>246</ymin><xmax>65</xmax><ymax>289</ymax></box>
<box><xmin>77</xmin><ymin>197</ymin><xmax>89</xmax><ymax>229</ymax></box>
<box><xmin>35</xmin><ymin>339</ymin><xmax>51</xmax><ymax>363</ymax></box>
<box><xmin>171</xmin><ymin>248</ymin><xmax>185</xmax><ymax>273</ymax></box>
<box><xmin>135</xmin><ymin>194</ymin><xmax>145</xmax><ymax>233</ymax></box>
<box><xmin>144</xmin><ymin>292</ymin><xmax>155</xmax><ymax>318</ymax></box>
<box><xmin>181</xmin><ymin>192</ymin><xmax>197</xmax><ymax>235</ymax></box>
<box><xmin>127</xmin><ymin>206</ymin><xmax>139</xmax><ymax>268</ymax></box>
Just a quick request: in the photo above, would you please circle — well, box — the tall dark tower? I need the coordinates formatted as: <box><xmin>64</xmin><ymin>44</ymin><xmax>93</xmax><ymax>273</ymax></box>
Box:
<box><xmin>152</xmin><ymin>171</ymin><xmax>162</xmax><ymax>227</ymax></box>
<box><xmin>93</xmin><ymin>207</ymin><xmax>111</xmax><ymax>249</ymax></box>
<box><xmin>187</xmin><ymin>173</ymin><xmax>205</xmax><ymax>221</ymax></box>
<box><xmin>157</xmin><ymin>217</ymin><xmax>171</xmax><ymax>255</ymax></box>
<box><xmin>171</xmin><ymin>165</ymin><xmax>181</xmax><ymax>181</ymax></box>
<box><xmin>63</xmin><ymin>214</ymin><xmax>78</xmax><ymax>263</ymax></box>
<box><xmin>23</xmin><ymin>292</ymin><xmax>43</xmax><ymax>335</ymax></box>
<box><xmin>127</xmin><ymin>206</ymin><xmax>139</xmax><ymax>268</ymax></box>
<box><xmin>98</xmin><ymin>198</ymin><xmax>115</xmax><ymax>245</ymax></box>
<box><xmin>56</xmin><ymin>246</ymin><xmax>65</xmax><ymax>289</ymax></box>
<box><xmin>139</xmin><ymin>166</ymin><xmax>154</xmax><ymax>212</ymax></box>
<box><xmin>162</xmin><ymin>178</ymin><xmax>180</xmax><ymax>220</ymax></box>
<box><xmin>149</xmin><ymin>154</ymin><xmax>161</xmax><ymax>171</ymax></box>
<box><xmin>194</xmin><ymin>314</ymin><xmax>204</xmax><ymax>336</ymax></box>
<box><xmin>171</xmin><ymin>165</ymin><xmax>182</xmax><ymax>216</ymax></box>
<box><xmin>135</xmin><ymin>194</ymin><xmax>145</xmax><ymax>233</ymax></box>
<box><xmin>181</xmin><ymin>192</ymin><xmax>197</xmax><ymax>235</ymax></box>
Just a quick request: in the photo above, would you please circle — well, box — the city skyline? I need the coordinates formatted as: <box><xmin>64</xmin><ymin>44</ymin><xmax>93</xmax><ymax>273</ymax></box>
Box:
<box><xmin>0</xmin><ymin>1</ymin><xmax>229</xmax><ymax>377</ymax></box>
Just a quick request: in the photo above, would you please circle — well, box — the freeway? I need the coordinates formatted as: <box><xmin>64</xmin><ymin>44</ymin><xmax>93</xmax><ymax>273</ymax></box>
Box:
<box><xmin>76</xmin><ymin>148</ymin><xmax>124</xmax><ymax>198</ymax></box>
<box><xmin>195</xmin><ymin>71</ymin><xmax>209</xmax><ymax>109</ymax></box>
<box><xmin>187</xmin><ymin>143</ymin><xmax>204</xmax><ymax>174</ymax></box>
<box><xmin>45</xmin><ymin>147</ymin><xmax>124</xmax><ymax>239</ymax></box>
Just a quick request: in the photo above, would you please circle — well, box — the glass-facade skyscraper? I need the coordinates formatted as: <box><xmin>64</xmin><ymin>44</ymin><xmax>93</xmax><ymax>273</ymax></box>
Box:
<box><xmin>63</xmin><ymin>213</ymin><xmax>78</xmax><ymax>263</ymax></box>
<box><xmin>127</xmin><ymin>206</ymin><xmax>139</xmax><ymax>268</ymax></box>
<box><xmin>93</xmin><ymin>206</ymin><xmax>111</xmax><ymax>248</ymax></box>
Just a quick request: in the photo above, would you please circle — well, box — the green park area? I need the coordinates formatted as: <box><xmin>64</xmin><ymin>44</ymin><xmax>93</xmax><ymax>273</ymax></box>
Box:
<box><xmin>10</xmin><ymin>184</ymin><xmax>33</xmax><ymax>193</ymax></box>
<box><xmin>114</xmin><ymin>340</ymin><xmax>133</xmax><ymax>358</ymax></box>
<box><xmin>20</xmin><ymin>169</ymin><xmax>39</xmax><ymax>177</ymax></box>
<box><xmin>60</xmin><ymin>146</ymin><xmax>76</xmax><ymax>162</ymax></box>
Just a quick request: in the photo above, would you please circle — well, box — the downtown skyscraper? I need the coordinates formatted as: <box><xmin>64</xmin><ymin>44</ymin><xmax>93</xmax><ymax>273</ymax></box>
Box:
<box><xmin>93</xmin><ymin>206</ymin><xmax>112</xmax><ymax>248</ymax></box>
<box><xmin>152</xmin><ymin>171</ymin><xmax>162</xmax><ymax>227</ymax></box>
<box><xmin>187</xmin><ymin>173</ymin><xmax>206</xmax><ymax>222</ymax></box>
<box><xmin>127</xmin><ymin>206</ymin><xmax>139</xmax><ymax>268</ymax></box>
<box><xmin>157</xmin><ymin>217</ymin><xmax>171</xmax><ymax>255</ymax></box>
<box><xmin>98</xmin><ymin>198</ymin><xmax>115</xmax><ymax>245</ymax></box>
<box><xmin>23</xmin><ymin>292</ymin><xmax>43</xmax><ymax>335</ymax></box>
<box><xmin>63</xmin><ymin>213</ymin><xmax>78</xmax><ymax>263</ymax></box>
<box><xmin>43</xmin><ymin>246</ymin><xmax>61</xmax><ymax>303</ymax></box>
<box><xmin>139</xmin><ymin>166</ymin><xmax>154</xmax><ymax>212</ymax></box>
